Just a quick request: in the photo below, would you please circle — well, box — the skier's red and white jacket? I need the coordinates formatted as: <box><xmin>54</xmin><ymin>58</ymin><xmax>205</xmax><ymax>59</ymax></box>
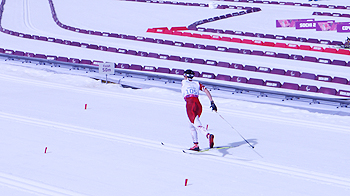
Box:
<box><xmin>181</xmin><ymin>79</ymin><xmax>205</xmax><ymax>101</ymax></box>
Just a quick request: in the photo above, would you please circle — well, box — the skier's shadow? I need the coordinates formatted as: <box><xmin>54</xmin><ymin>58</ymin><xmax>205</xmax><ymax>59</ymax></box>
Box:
<box><xmin>216</xmin><ymin>139</ymin><xmax>258</xmax><ymax>157</ymax></box>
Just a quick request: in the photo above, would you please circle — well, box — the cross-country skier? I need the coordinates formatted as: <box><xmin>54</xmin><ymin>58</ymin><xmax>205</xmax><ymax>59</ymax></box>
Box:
<box><xmin>345</xmin><ymin>37</ymin><xmax>350</xmax><ymax>49</ymax></box>
<box><xmin>181</xmin><ymin>69</ymin><xmax>217</xmax><ymax>151</ymax></box>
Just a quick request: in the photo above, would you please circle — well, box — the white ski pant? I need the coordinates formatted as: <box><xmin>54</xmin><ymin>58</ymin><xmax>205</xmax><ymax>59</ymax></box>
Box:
<box><xmin>189</xmin><ymin>116</ymin><xmax>208</xmax><ymax>143</ymax></box>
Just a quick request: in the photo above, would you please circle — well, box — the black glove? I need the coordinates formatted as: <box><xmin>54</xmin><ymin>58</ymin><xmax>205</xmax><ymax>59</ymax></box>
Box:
<box><xmin>210</xmin><ymin>101</ymin><xmax>217</xmax><ymax>112</ymax></box>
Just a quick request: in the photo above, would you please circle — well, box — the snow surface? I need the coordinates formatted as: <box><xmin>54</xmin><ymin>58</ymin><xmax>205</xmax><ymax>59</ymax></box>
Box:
<box><xmin>1</xmin><ymin>0</ymin><xmax>350</xmax><ymax>195</ymax></box>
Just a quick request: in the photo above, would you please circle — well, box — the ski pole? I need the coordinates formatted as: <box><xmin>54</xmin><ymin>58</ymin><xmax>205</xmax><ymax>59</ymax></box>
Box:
<box><xmin>216</xmin><ymin>112</ymin><xmax>263</xmax><ymax>158</ymax></box>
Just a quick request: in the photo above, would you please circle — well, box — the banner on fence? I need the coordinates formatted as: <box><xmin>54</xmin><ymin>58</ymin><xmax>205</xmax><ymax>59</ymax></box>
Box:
<box><xmin>276</xmin><ymin>19</ymin><xmax>314</xmax><ymax>28</ymax></box>
<box><xmin>337</xmin><ymin>22</ymin><xmax>350</xmax><ymax>33</ymax></box>
<box><xmin>295</xmin><ymin>20</ymin><xmax>335</xmax><ymax>30</ymax></box>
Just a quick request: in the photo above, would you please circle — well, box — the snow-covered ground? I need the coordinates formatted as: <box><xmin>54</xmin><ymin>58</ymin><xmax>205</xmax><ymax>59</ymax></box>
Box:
<box><xmin>1</xmin><ymin>0</ymin><xmax>350</xmax><ymax>195</ymax></box>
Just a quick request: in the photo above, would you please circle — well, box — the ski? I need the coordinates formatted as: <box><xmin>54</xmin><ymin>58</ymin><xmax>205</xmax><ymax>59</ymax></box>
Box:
<box><xmin>182</xmin><ymin>146</ymin><xmax>235</xmax><ymax>154</ymax></box>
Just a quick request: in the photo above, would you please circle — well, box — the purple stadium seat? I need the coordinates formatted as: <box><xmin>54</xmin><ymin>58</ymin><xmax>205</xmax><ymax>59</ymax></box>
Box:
<box><xmin>34</xmin><ymin>54</ymin><xmax>46</xmax><ymax>59</ymax></box>
<box><xmin>192</xmin><ymin>58</ymin><xmax>205</xmax><ymax>64</ymax></box>
<box><xmin>144</xmin><ymin>38</ymin><xmax>155</xmax><ymax>43</ymax></box>
<box><xmin>257</xmin><ymin>67</ymin><xmax>271</xmax><ymax>73</ymax></box>
<box><xmin>319</xmin><ymin>40</ymin><xmax>331</xmax><ymax>45</ymax></box>
<box><xmin>243</xmin><ymin>65</ymin><xmax>257</xmax><ymax>71</ymax></box>
<box><xmin>116</xmin><ymin>63</ymin><xmax>130</xmax><ymax>69</ymax></box>
<box><xmin>281</xmin><ymin>83</ymin><xmax>299</xmax><ymax>90</ymax></box>
<box><xmin>289</xmin><ymin>55</ymin><xmax>303</xmax><ymax>60</ymax></box>
<box><xmin>275</xmin><ymin>35</ymin><xmax>285</xmax><ymax>40</ymax></box>
<box><xmin>285</xmin><ymin>36</ymin><xmax>298</xmax><ymax>41</ymax></box>
<box><xmin>227</xmin><ymin>48</ymin><xmax>239</xmax><ymax>53</ymax></box>
<box><xmin>4</xmin><ymin>50</ymin><xmax>14</xmax><ymax>55</ymax></box>
<box><xmin>80</xmin><ymin>59</ymin><xmax>92</xmax><ymax>65</ymax></box>
<box><xmin>147</xmin><ymin>53</ymin><xmax>159</xmax><ymax>58</ymax></box>
<box><xmin>302</xmin><ymin>56</ymin><xmax>317</xmax><ymax>62</ymax></box>
<box><xmin>217</xmin><ymin>47</ymin><xmax>227</xmax><ymax>52</ymax></box>
<box><xmin>307</xmin><ymin>38</ymin><xmax>319</xmax><ymax>43</ymax></box>
<box><xmin>107</xmin><ymin>47</ymin><xmax>117</xmax><ymax>52</ymax></box>
<box><xmin>156</xmin><ymin>67</ymin><xmax>170</xmax><ymax>73</ymax></box>
<box><xmin>99</xmin><ymin>46</ymin><xmax>108</xmax><ymax>51</ymax></box>
<box><xmin>163</xmin><ymin>40</ymin><xmax>174</xmax><ymax>45</ymax></box>
<box><xmin>216</xmin><ymin>74</ymin><xmax>231</xmax><ymax>81</ymax></box>
<box><xmin>224</xmin><ymin>30</ymin><xmax>234</xmax><ymax>35</ymax></box>
<box><xmin>270</xmin><ymin>68</ymin><xmax>285</xmax><ymax>75</ymax></box>
<box><xmin>54</xmin><ymin>39</ymin><xmax>63</xmax><ymax>44</ymax></box>
<box><xmin>206</xmin><ymin>60</ymin><xmax>217</xmax><ymax>66</ymax></box>
<box><xmin>276</xmin><ymin>53</ymin><xmax>290</xmax><ymax>59</ymax></box>
<box><xmin>195</xmin><ymin>44</ymin><xmax>206</xmax><ymax>49</ymax></box>
<box><xmin>316</xmin><ymin>75</ymin><xmax>332</xmax><ymax>82</ymax></box>
<box><xmin>265</xmin><ymin>81</ymin><xmax>281</xmax><ymax>88</ymax></box>
<box><xmin>332</xmin><ymin>77</ymin><xmax>348</xmax><ymax>84</ymax></box>
<box><xmin>116</xmin><ymin>48</ymin><xmax>127</xmax><ymax>54</ymax></box>
<box><xmin>201</xmin><ymin>72</ymin><xmax>215</xmax><ymax>79</ymax></box>
<box><xmin>69</xmin><ymin>58</ymin><xmax>80</xmax><ymax>64</ymax></box>
<box><xmin>264</xmin><ymin>34</ymin><xmax>275</xmax><ymax>39</ymax></box>
<box><xmin>244</xmin><ymin>32</ymin><xmax>255</xmax><ymax>37</ymax></box>
<box><xmin>230</xmin><ymin>64</ymin><xmax>243</xmax><ymax>69</ymax></box>
<box><xmin>247</xmin><ymin>78</ymin><xmax>264</xmax><ymax>85</ymax></box>
<box><xmin>38</xmin><ymin>36</ymin><xmax>48</xmax><ymax>41</ymax></box>
<box><xmin>13</xmin><ymin>51</ymin><xmax>24</xmax><ymax>56</ymax></box>
<box><xmin>181</xmin><ymin>57</ymin><xmax>193</xmax><ymax>63</ymax></box>
<box><xmin>170</xmin><ymin>69</ymin><xmax>184</xmax><ymax>75</ymax></box>
<box><xmin>126</xmin><ymin>35</ymin><xmax>136</xmax><ymax>40</ymax></box>
<box><xmin>174</xmin><ymin>42</ymin><xmax>184</xmax><ymax>47</ymax></box>
<box><xmin>137</xmin><ymin>51</ymin><xmax>148</xmax><ymax>57</ymax></box>
<box><xmin>240</xmin><ymin>49</ymin><xmax>251</xmax><ymax>54</ymax></box>
<box><xmin>300</xmin><ymin>85</ymin><xmax>318</xmax><ymax>92</ymax></box>
<box><xmin>251</xmin><ymin>50</ymin><xmax>264</xmax><ymax>56</ymax></box>
<box><xmin>63</xmin><ymin>40</ymin><xmax>71</xmax><ymax>45</ymax></box>
<box><xmin>231</xmin><ymin>76</ymin><xmax>247</xmax><ymax>83</ymax></box>
<box><xmin>126</xmin><ymin>50</ymin><xmax>137</xmax><ymax>55</ymax></box>
<box><xmin>143</xmin><ymin>66</ymin><xmax>156</xmax><ymax>72</ymax></box>
<box><xmin>87</xmin><ymin>44</ymin><xmax>98</xmax><ymax>49</ymax></box>
<box><xmin>205</xmin><ymin>45</ymin><xmax>217</xmax><ymax>50</ymax></box>
<box><xmin>331</xmin><ymin>41</ymin><xmax>344</xmax><ymax>45</ymax></box>
<box><xmin>25</xmin><ymin>52</ymin><xmax>34</xmax><ymax>58</ymax></box>
<box><xmin>217</xmin><ymin>62</ymin><xmax>230</xmax><ymax>68</ymax></box>
<box><xmin>264</xmin><ymin>51</ymin><xmax>276</xmax><ymax>57</ymax></box>
<box><xmin>184</xmin><ymin>43</ymin><xmax>194</xmax><ymax>48</ymax></box>
<box><xmin>318</xmin><ymin>87</ymin><xmax>337</xmax><ymax>95</ymax></box>
<box><xmin>255</xmin><ymin>33</ymin><xmax>265</xmax><ymax>38</ymax></box>
<box><xmin>130</xmin><ymin>64</ymin><xmax>142</xmax><ymax>70</ymax></box>
<box><xmin>331</xmin><ymin>60</ymin><xmax>347</xmax><ymax>66</ymax></box>
<box><xmin>159</xmin><ymin>54</ymin><xmax>169</xmax><ymax>60</ymax></box>
<box><xmin>286</xmin><ymin>70</ymin><xmax>301</xmax><ymax>77</ymax></box>
<box><xmin>168</xmin><ymin>55</ymin><xmax>181</xmax><ymax>61</ymax></box>
<box><xmin>337</xmin><ymin>90</ymin><xmax>350</xmax><ymax>97</ymax></box>
<box><xmin>71</xmin><ymin>42</ymin><xmax>81</xmax><ymax>47</ymax></box>
<box><xmin>318</xmin><ymin>58</ymin><xmax>331</xmax><ymax>64</ymax></box>
<box><xmin>56</xmin><ymin>57</ymin><xmax>69</xmax><ymax>62</ymax></box>
<box><xmin>300</xmin><ymin>73</ymin><xmax>316</xmax><ymax>80</ymax></box>
<box><xmin>46</xmin><ymin>56</ymin><xmax>57</xmax><ymax>61</ymax></box>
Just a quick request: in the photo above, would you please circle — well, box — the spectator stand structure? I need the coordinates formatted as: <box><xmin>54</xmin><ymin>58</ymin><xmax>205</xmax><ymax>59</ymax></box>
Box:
<box><xmin>0</xmin><ymin>0</ymin><xmax>350</xmax><ymax>110</ymax></box>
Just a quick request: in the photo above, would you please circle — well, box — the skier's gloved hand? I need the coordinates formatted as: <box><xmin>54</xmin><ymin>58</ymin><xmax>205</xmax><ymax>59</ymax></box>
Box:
<box><xmin>210</xmin><ymin>101</ymin><xmax>217</xmax><ymax>112</ymax></box>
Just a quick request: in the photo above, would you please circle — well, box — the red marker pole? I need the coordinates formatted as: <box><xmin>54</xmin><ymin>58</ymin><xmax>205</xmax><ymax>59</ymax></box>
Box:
<box><xmin>185</xmin><ymin>179</ymin><xmax>188</xmax><ymax>186</ymax></box>
<box><xmin>44</xmin><ymin>147</ymin><xmax>47</xmax><ymax>153</ymax></box>
<box><xmin>85</xmin><ymin>104</ymin><xmax>87</xmax><ymax>110</ymax></box>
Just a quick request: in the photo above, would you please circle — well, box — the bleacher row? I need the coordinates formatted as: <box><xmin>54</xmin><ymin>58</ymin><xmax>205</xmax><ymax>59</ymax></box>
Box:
<box><xmin>186</xmin><ymin>7</ymin><xmax>261</xmax><ymax>30</ymax></box>
<box><xmin>222</xmin><ymin>0</ymin><xmax>350</xmax><ymax>10</ymax></box>
<box><xmin>1</xmin><ymin>0</ymin><xmax>350</xmax><ymax>98</ymax></box>
<box><xmin>313</xmin><ymin>11</ymin><xmax>350</xmax><ymax>18</ymax></box>
<box><xmin>150</xmin><ymin>27</ymin><xmax>350</xmax><ymax>56</ymax></box>
<box><xmin>191</xmin><ymin>27</ymin><xmax>346</xmax><ymax>46</ymax></box>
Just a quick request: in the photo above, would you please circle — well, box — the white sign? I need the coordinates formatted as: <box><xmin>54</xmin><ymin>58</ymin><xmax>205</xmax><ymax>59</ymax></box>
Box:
<box><xmin>99</xmin><ymin>62</ymin><xmax>115</xmax><ymax>75</ymax></box>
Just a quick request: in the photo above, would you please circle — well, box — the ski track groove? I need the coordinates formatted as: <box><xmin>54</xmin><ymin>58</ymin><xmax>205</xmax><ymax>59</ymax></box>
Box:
<box><xmin>0</xmin><ymin>172</ymin><xmax>86</xmax><ymax>196</ymax></box>
<box><xmin>0</xmin><ymin>111</ymin><xmax>350</xmax><ymax>189</ymax></box>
